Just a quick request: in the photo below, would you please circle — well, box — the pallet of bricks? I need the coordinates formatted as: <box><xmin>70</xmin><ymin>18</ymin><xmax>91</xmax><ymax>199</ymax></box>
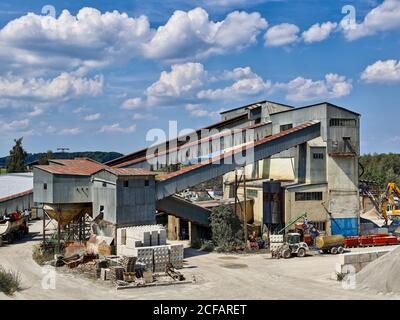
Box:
<box><xmin>133</xmin><ymin>244</ymin><xmax>184</xmax><ymax>273</ymax></box>
<box><xmin>117</xmin><ymin>225</ymin><xmax>183</xmax><ymax>273</ymax></box>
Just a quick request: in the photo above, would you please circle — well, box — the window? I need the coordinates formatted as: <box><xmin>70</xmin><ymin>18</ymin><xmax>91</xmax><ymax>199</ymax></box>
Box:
<box><xmin>43</xmin><ymin>183</ymin><xmax>47</xmax><ymax>190</ymax></box>
<box><xmin>313</xmin><ymin>153</ymin><xmax>324</xmax><ymax>159</ymax></box>
<box><xmin>121</xmin><ymin>229</ymin><xmax>126</xmax><ymax>245</ymax></box>
<box><xmin>295</xmin><ymin>192</ymin><xmax>323</xmax><ymax>201</ymax></box>
<box><xmin>123</xmin><ymin>180</ymin><xmax>129</xmax><ymax>188</ymax></box>
<box><xmin>329</xmin><ymin>118</ymin><xmax>356</xmax><ymax>127</ymax></box>
<box><xmin>102</xmin><ymin>182</ymin><xmax>107</xmax><ymax>187</ymax></box>
<box><xmin>144</xmin><ymin>179</ymin><xmax>149</xmax><ymax>187</ymax></box>
<box><xmin>280</xmin><ymin>124</ymin><xmax>293</xmax><ymax>132</ymax></box>
<box><xmin>246</xmin><ymin>189</ymin><xmax>258</xmax><ymax>198</ymax></box>
<box><xmin>313</xmin><ymin>221</ymin><xmax>326</xmax><ymax>231</ymax></box>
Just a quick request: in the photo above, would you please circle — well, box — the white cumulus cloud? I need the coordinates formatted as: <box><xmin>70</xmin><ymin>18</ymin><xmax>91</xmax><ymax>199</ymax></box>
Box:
<box><xmin>99</xmin><ymin>123</ymin><xmax>136</xmax><ymax>133</ymax></box>
<box><xmin>143</xmin><ymin>8</ymin><xmax>267</xmax><ymax>61</ymax></box>
<box><xmin>0</xmin><ymin>7</ymin><xmax>268</xmax><ymax>74</ymax></box>
<box><xmin>121</xmin><ymin>97</ymin><xmax>142</xmax><ymax>110</ymax></box>
<box><xmin>198</xmin><ymin>66</ymin><xmax>271</xmax><ymax>100</ymax></box>
<box><xmin>0</xmin><ymin>72</ymin><xmax>103</xmax><ymax>101</ymax></box>
<box><xmin>59</xmin><ymin>127</ymin><xmax>81</xmax><ymax>135</ymax></box>
<box><xmin>361</xmin><ymin>59</ymin><xmax>400</xmax><ymax>83</ymax></box>
<box><xmin>0</xmin><ymin>119</ymin><xmax>30</xmax><ymax>132</ymax></box>
<box><xmin>274</xmin><ymin>73</ymin><xmax>352</xmax><ymax>102</ymax></box>
<box><xmin>264</xmin><ymin>23</ymin><xmax>300</xmax><ymax>47</ymax></box>
<box><xmin>146</xmin><ymin>62</ymin><xmax>207</xmax><ymax>105</ymax></box>
<box><xmin>342</xmin><ymin>0</ymin><xmax>400</xmax><ymax>40</ymax></box>
<box><xmin>302</xmin><ymin>21</ymin><xmax>337</xmax><ymax>43</ymax></box>
<box><xmin>28</xmin><ymin>106</ymin><xmax>44</xmax><ymax>117</ymax></box>
<box><xmin>84</xmin><ymin>113</ymin><xmax>101</xmax><ymax>121</ymax></box>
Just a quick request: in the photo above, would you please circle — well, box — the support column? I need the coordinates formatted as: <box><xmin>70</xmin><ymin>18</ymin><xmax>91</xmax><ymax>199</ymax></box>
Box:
<box><xmin>297</xmin><ymin>143</ymin><xmax>307</xmax><ymax>184</ymax></box>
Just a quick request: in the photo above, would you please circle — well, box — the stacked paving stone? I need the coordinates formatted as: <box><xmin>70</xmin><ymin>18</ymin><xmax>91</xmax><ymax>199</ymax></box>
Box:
<box><xmin>133</xmin><ymin>247</ymin><xmax>154</xmax><ymax>271</ymax></box>
<box><xmin>117</xmin><ymin>225</ymin><xmax>167</xmax><ymax>256</ymax></box>
<box><xmin>269</xmin><ymin>234</ymin><xmax>284</xmax><ymax>252</ymax></box>
<box><xmin>153</xmin><ymin>245</ymin><xmax>170</xmax><ymax>272</ymax></box>
<box><xmin>169</xmin><ymin>244</ymin><xmax>184</xmax><ymax>269</ymax></box>
<box><xmin>116</xmin><ymin>225</ymin><xmax>183</xmax><ymax>272</ymax></box>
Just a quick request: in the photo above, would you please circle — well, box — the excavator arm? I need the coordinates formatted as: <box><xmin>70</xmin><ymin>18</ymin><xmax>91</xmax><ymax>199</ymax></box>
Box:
<box><xmin>380</xmin><ymin>183</ymin><xmax>400</xmax><ymax>223</ymax></box>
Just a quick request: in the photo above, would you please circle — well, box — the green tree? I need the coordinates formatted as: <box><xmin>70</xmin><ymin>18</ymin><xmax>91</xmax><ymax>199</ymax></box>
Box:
<box><xmin>38</xmin><ymin>150</ymin><xmax>53</xmax><ymax>165</ymax></box>
<box><xmin>6</xmin><ymin>137</ymin><xmax>27</xmax><ymax>173</ymax></box>
<box><xmin>210</xmin><ymin>205</ymin><xmax>243</xmax><ymax>251</ymax></box>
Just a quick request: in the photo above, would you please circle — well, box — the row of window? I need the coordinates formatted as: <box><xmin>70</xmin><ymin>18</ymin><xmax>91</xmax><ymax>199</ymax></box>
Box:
<box><xmin>43</xmin><ymin>180</ymin><xmax>150</xmax><ymax>190</ymax></box>
<box><xmin>121</xmin><ymin>180</ymin><xmax>150</xmax><ymax>188</ymax></box>
<box><xmin>313</xmin><ymin>153</ymin><xmax>324</xmax><ymax>159</ymax></box>
<box><xmin>295</xmin><ymin>192</ymin><xmax>323</xmax><ymax>201</ymax></box>
<box><xmin>329</xmin><ymin>118</ymin><xmax>357</xmax><ymax>127</ymax></box>
<box><xmin>280</xmin><ymin>118</ymin><xmax>357</xmax><ymax>132</ymax></box>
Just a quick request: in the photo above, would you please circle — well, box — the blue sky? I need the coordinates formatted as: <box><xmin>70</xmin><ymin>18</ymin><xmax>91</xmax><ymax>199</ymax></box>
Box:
<box><xmin>0</xmin><ymin>0</ymin><xmax>399</xmax><ymax>157</ymax></box>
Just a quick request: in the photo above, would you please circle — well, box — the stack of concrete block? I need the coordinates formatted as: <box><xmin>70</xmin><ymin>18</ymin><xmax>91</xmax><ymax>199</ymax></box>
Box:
<box><xmin>133</xmin><ymin>247</ymin><xmax>154</xmax><ymax>271</ymax></box>
<box><xmin>117</xmin><ymin>225</ymin><xmax>167</xmax><ymax>256</ymax></box>
<box><xmin>335</xmin><ymin>249</ymin><xmax>391</xmax><ymax>275</ymax></box>
<box><xmin>153</xmin><ymin>245</ymin><xmax>170</xmax><ymax>272</ymax></box>
<box><xmin>269</xmin><ymin>234</ymin><xmax>284</xmax><ymax>252</ymax></box>
<box><xmin>169</xmin><ymin>244</ymin><xmax>184</xmax><ymax>269</ymax></box>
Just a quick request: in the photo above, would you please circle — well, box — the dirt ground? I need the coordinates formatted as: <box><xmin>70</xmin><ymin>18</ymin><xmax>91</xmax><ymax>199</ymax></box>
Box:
<box><xmin>1</xmin><ymin>220</ymin><xmax>399</xmax><ymax>300</ymax></box>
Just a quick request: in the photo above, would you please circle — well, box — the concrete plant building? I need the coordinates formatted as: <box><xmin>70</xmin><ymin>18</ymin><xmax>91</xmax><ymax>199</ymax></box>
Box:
<box><xmin>32</xmin><ymin>100</ymin><xmax>361</xmax><ymax>243</ymax></box>
<box><xmin>221</xmin><ymin>101</ymin><xmax>360</xmax><ymax>236</ymax></box>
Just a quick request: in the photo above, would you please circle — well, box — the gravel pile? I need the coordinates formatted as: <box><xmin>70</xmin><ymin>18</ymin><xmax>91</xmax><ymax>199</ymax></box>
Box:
<box><xmin>357</xmin><ymin>246</ymin><xmax>400</xmax><ymax>294</ymax></box>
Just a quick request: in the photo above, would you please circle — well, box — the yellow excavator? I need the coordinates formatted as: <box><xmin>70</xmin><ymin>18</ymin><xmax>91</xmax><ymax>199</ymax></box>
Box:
<box><xmin>380</xmin><ymin>183</ymin><xmax>400</xmax><ymax>223</ymax></box>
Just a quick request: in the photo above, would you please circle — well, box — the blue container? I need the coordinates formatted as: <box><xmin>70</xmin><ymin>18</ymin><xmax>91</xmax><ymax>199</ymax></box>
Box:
<box><xmin>331</xmin><ymin>217</ymin><xmax>358</xmax><ymax>237</ymax></box>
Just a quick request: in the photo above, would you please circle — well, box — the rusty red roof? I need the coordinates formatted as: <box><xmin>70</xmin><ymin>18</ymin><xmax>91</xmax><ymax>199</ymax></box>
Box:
<box><xmin>156</xmin><ymin>120</ymin><xmax>320</xmax><ymax>181</ymax></box>
<box><xmin>114</xmin><ymin>121</ymin><xmax>271</xmax><ymax>169</ymax></box>
<box><xmin>105</xmin><ymin>168</ymin><xmax>157</xmax><ymax>176</ymax></box>
<box><xmin>105</xmin><ymin>113</ymin><xmax>249</xmax><ymax>167</ymax></box>
<box><xmin>35</xmin><ymin>158</ymin><xmax>155</xmax><ymax>176</ymax></box>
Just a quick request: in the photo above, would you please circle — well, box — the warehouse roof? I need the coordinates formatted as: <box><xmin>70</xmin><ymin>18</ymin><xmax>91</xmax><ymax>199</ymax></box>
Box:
<box><xmin>157</xmin><ymin>120</ymin><xmax>320</xmax><ymax>181</ymax></box>
<box><xmin>35</xmin><ymin>158</ymin><xmax>156</xmax><ymax>176</ymax></box>
<box><xmin>0</xmin><ymin>173</ymin><xmax>33</xmax><ymax>202</ymax></box>
<box><xmin>105</xmin><ymin>113</ymin><xmax>249</xmax><ymax>167</ymax></box>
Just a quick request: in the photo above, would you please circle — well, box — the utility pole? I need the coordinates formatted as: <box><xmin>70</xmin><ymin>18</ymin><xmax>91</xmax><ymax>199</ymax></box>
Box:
<box><xmin>243</xmin><ymin>168</ymin><xmax>247</xmax><ymax>243</ymax></box>
<box><xmin>57</xmin><ymin>147</ymin><xmax>70</xmax><ymax>157</ymax></box>
<box><xmin>234</xmin><ymin>170</ymin><xmax>238</xmax><ymax>218</ymax></box>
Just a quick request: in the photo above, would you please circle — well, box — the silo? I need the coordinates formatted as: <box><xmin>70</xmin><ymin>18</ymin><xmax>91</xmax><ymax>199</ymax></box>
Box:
<box><xmin>263</xmin><ymin>181</ymin><xmax>282</xmax><ymax>225</ymax></box>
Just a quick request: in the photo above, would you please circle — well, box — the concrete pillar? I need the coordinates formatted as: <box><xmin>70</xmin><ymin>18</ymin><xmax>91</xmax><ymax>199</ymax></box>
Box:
<box><xmin>167</xmin><ymin>215</ymin><xmax>180</xmax><ymax>240</ymax></box>
<box><xmin>297</xmin><ymin>143</ymin><xmax>307</xmax><ymax>184</ymax></box>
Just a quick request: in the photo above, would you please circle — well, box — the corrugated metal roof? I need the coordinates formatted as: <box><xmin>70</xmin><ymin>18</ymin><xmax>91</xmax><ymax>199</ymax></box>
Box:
<box><xmin>0</xmin><ymin>173</ymin><xmax>33</xmax><ymax>202</ymax></box>
<box><xmin>35</xmin><ymin>158</ymin><xmax>155</xmax><ymax>176</ymax></box>
<box><xmin>105</xmin><ymin>113</ymin><xmax>249</xmax><ymax>167</ymax></box>
<box><xmin>114</xmin><ymin>121</ymin><xmax>271</xmax><ymax>168</ymax></box>
<box><xmin>156</xmin><ymin>120</ymin><xmax>320</xmax><ymax>181</ymax></box>
<box><xmin>106</xmin><ymin>168</ymin><xmax>157</xmax><ymax>176</ymax></box>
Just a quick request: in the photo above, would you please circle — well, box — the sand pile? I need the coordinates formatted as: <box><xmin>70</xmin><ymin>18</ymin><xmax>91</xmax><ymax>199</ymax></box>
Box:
<box><xmin>357</xmin><ymin>246</ymin><xmax>400</xmax><ymax>294</ymax></box>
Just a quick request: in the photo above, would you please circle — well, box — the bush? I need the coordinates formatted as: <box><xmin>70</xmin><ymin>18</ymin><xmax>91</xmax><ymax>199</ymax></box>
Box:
<box><xmin>200</xmin><ymin>240</ymin><xmax>214</xmax><ymax>252</ymax></box>
<box><xmin>0</xmin><ymin>266</ymin><xmax>21</xmax><ymax>295</ymax></box>
<box><xmin>32</xmin><ymin>244</ymin><xmax>53</xmax><ymax>266</ymax></box>
<box><xmin>210</xmin><ymin>205</ymin><xmax>243</xmax><ymax>252</ymax></box>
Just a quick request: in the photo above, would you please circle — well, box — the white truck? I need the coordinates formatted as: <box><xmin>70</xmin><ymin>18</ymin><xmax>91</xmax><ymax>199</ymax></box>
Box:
<box><xmin>0</xmin><ymin>212</ymin><xmax>29</xmax><ymax>246</ymax></box>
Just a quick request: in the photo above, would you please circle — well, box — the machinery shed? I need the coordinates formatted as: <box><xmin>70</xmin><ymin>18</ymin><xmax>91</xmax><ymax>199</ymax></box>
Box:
<box><xmin>0</xmin><ymin>173</ymin><xmax>33</xmax><ymax>216</ymax></box>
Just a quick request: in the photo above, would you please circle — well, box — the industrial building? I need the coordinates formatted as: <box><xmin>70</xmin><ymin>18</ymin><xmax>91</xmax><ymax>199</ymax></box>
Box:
<box><xmin>0</xmin><ymin>173</ymin><xmax>33</xmax><ymax>217</ymax></box>
<box><xmin>32</xmin><ymin>100</ymin><xmax>360</xmax><ymax>247</ymax></box>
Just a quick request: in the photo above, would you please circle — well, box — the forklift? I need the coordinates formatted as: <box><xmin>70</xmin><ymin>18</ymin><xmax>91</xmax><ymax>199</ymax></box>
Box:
<box><xmin>271</xmin><ymin>212</ymin><xmax>311</xmax><ymax>259</ymax></box>
<box><xmin>275</xmin><ymin>232</ymin><xmax>309</xmax><ymax>259</ymax></box>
